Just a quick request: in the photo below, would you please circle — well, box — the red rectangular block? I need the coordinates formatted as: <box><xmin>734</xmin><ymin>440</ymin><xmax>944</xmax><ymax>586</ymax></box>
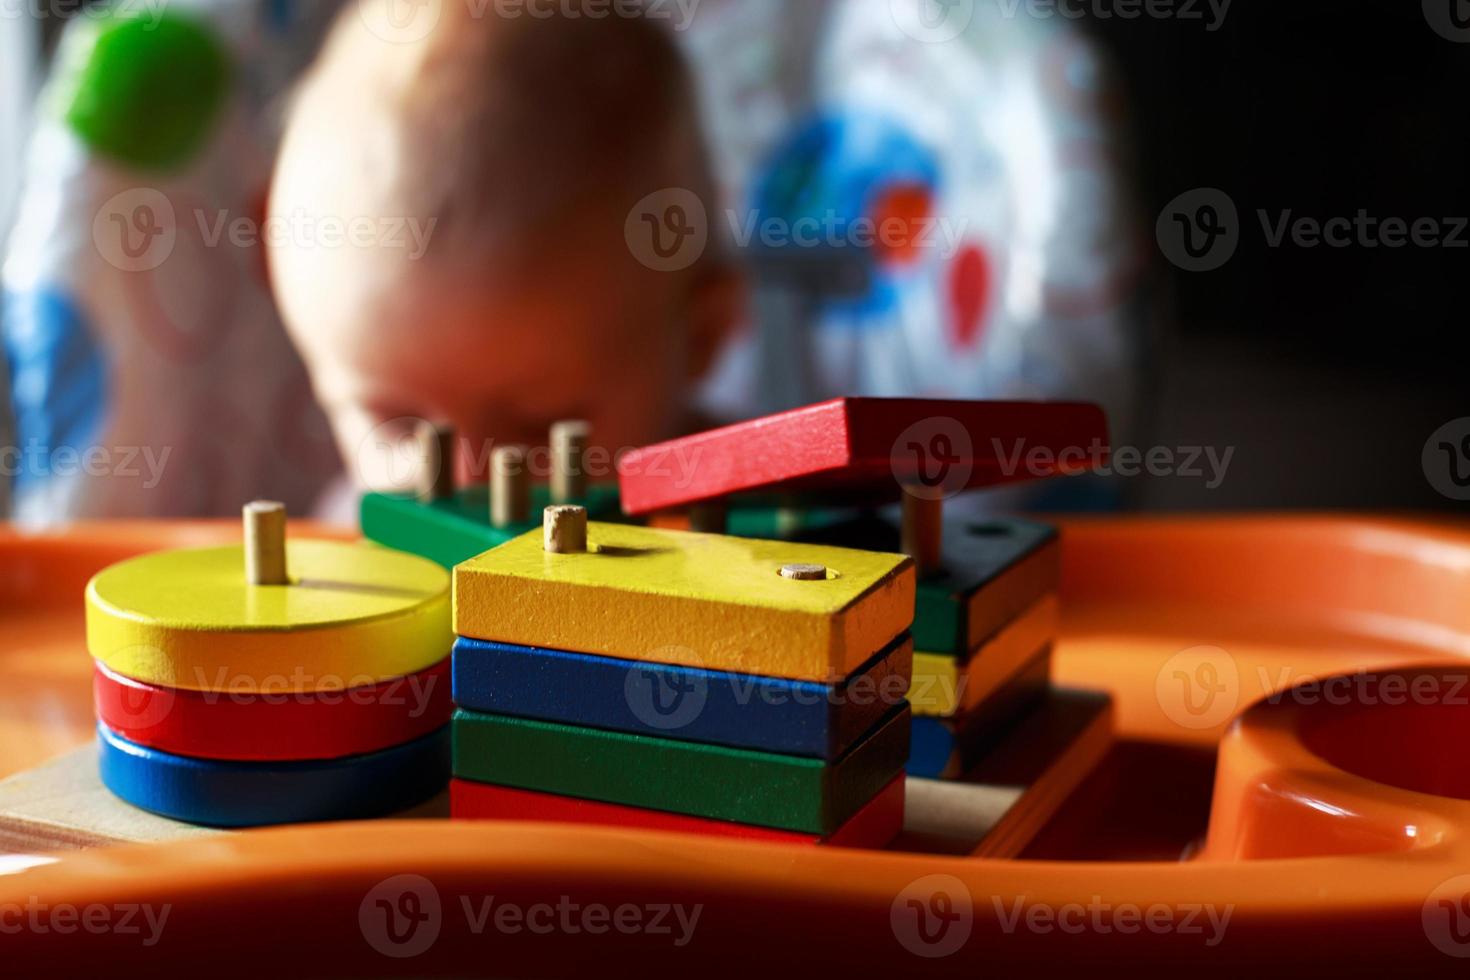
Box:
<box><xmin>450</xmin><ymin>774</ymin><xmax>905</xmax><ymax>848</ymax></box>
<box><xmin>617</xmin><ymin>398</ymin><xmax>1109</xmax><ymax>515</ymax></box>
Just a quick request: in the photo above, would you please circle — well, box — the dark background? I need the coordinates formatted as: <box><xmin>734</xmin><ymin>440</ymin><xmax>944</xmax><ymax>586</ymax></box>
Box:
<box><xmin>36</xmin><ymin>0</ymin><xmax>1470</xmax><ymax>513</ymax></box>
<box><xmin>1092</xmin><ymin>0</ymin><xmax>1468</xmax><ymax>511</ymax></box>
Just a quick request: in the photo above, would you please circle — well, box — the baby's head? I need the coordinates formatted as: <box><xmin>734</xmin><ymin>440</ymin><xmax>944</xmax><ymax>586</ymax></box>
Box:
<box><xmin>269</xmin><ymin>1</ymin><xmax>737</xmax><ymax>487</ymax></box>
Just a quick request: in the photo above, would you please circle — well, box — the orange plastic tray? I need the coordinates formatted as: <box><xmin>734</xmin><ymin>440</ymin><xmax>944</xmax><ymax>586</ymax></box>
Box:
<box><xmin>1</xmin><ymin>517</ymin><xmax>1468</xmax><ymax>974</ymax></box>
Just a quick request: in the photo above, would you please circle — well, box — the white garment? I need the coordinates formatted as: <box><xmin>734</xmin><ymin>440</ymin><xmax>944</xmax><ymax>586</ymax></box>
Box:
<box><xmin>680</xmin><ymin>0</ymin><xmax>1145</xmax><ymax>465</ymax></box>
<box><xmin>2</xmin><ymin>0</ymin><xmax>343</xmax><ymax>524</ymax></box>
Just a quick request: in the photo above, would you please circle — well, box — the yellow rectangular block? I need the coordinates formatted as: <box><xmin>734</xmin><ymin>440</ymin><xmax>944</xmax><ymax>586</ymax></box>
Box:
<box><xmin>909</xmin><ymin>596</ymin><xmax>1059</xmax><ymax>718</ymax></box>
<box><xmin>454</xmin><ymin>523</ymin><xmax>914</xmax><ymax>681</ymax></box>
<box><xmin>911</xmin><ymin>653</ymin><xmax>963</xmax><ymax>717</ymax></box>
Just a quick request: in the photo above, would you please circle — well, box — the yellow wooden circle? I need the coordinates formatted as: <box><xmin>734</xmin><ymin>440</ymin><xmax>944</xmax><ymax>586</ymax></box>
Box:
<box><xmin>86</xmin><ymin>540</ymin><xmax>451</xmax><ymax>693</ymax></box>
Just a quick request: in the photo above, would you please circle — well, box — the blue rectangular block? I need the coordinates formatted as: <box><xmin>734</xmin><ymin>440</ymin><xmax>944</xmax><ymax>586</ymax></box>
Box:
<box><xmin>906</xmin><ymin>648</ymin><xmax>1051</xmax><ymax>778</ymax></box>
<box><xmin>452</xmin><ymin>634</ymin><xmax>912</xmax><ymax>760</ymax></box>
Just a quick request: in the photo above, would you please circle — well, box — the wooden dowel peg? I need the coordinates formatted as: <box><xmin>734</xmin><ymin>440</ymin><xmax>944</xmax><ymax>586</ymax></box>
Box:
<box><xmin>544</xmin><ymin>505</ymin><xmax>588</xmax><ymax>555</ymax></box>
<box><xmin>780</xmin><ymin>563</ymin><xmax>827</xmax><ymax>582</ymax></box>
<box><xmin>243</xmin><ymin>500</ymin><xmax>289</xmax><ymax>586</ymax></box>
<box><xmin>491</xmin><ymin>445</ymin><xmax>531</xmax><ymax>529</ymax></box>
<box><xmin>417</xmin><ymin>421</ymin><xmax>457</xmax><ymax>503</ymax></box>
<box><xmin>689</xmin><ymin>501</ymin><xmax>728</xmax><ymax>534</ymax></box>
<box><xmin>901</xmin><ymin>490</ymin><xmax>944</xmax><ymax>578</ymax></box>
<box><xmin>550</xmin><ymin>420</ymin><xmax>590</xmax><ymax>504</ymax></box>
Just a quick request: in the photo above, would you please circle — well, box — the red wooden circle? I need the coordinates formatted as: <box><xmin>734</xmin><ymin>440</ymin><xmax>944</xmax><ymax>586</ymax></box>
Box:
<box><xmin>93</xmin><ymin>657</ymin><xmax>452</xmax><ymax>761</ymax></box>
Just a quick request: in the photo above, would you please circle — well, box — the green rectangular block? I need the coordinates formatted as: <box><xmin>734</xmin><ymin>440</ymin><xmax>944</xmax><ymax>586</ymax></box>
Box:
<box><xmin>451</xmin><ymin>704</ymin><xmax>911</xmax><ymax>835</ymax></box>
<box><xmin>799</xmin><ymin>516</ymin><xmax>1058</xmax><ymax>655</ymax></box>
<box><xmin>361</xmin><ymin>483</ymin><xmax>623</xmax><ymax>569</ymax></box>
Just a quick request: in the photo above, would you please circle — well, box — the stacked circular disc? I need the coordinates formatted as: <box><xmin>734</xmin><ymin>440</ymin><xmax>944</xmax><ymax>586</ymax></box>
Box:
<box><xmin>86</xmin><ymin>503</ymin><xmax>454</xmax><ymax>827</ymax></box>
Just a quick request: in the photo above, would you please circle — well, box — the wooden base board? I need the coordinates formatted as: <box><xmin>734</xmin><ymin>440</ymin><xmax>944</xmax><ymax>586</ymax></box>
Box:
<box><xmin>896</xmin><ymin>687</ymin><xmax>1114</xmax><ymax>858</ymax></box>
<box><xmin>0</xmin><ymin>746</ymin><xmax>449</xmax><ymax>853</ymax></box>
<box><xmin>0</xmin><ymin>691</ymin><xmax>1107</xmax><ymax>856</ymax></box>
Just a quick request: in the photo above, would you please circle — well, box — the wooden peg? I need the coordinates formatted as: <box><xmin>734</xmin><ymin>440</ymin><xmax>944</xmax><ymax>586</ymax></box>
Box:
<box><xmin>417</xmin><ymin>421</ymin><xmax>457</xmax><ymax>503</ymax></box>
<box><xmin>780</xmin><ymin>563</ymin><xmax>828</xmax><ymax>581</ymax></box>
<box><xmin>490</xmin><ymin>445</ymin><xmax>530</xmax><ymax>529</ymax></box>
<box><xmin>901</xmin><ymin>490</ymin><xmax>943</xmax><ymax>578</ymax></box>
<box><xmin>544</xmin><ymin>505</ymin><xmax>588</xmax><ymax>554</ymax></box>
<box><xmin>243</xmin><ymin>500</ymin><xmax>289</xmax><ymax>586</ymax></box>
<box><xmin>689</xmin><ymin>501</ymin><xmax>728</xmax><ymax>534</ymax></box>
<box><xmin>550</xmin><ymin>420</ymin><xmax>590</xmax><ymax>504</ymax></box>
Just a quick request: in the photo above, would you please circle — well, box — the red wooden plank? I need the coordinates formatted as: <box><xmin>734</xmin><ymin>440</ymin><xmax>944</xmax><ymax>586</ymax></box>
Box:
<box><xmin>451</xmin><ymin>774</ymin><xmax>905</xmax><ymax>848</ymax></box>
<box><xmin>618</xmin><ymin>398</ymin><xmax>1109</xmax><ymax>514</ymax></box>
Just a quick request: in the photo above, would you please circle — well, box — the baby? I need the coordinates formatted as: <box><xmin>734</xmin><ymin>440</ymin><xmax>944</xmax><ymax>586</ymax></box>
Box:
<box><xmin>3</xmin><ymin>0</ymin><xmax>1138</xmax><ymax>522</ymax></box>
<box><xmin>269</xmin><ymin>2</ymin><xmax>741</xmax><ymax>499</ymax></box>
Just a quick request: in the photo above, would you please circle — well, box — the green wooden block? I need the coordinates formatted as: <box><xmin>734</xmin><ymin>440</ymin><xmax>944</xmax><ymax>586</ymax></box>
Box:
<box><xmin>799</xmin><ymin>516</ymin><xmax>1059</xmax><ymax>656</ymax></box>
<box><xmin>361</xmin><ymin>483</ymin><xmax>622</xmax><ymax>569</ymax></box>
<box><xmin>55</xmin><ymin>10</ymin><xmax>230</xmax><ymax>172</ymax></box>
<box><xmin>451</xmin><ymin>704</ymin><xmax>911</xmax><ymax>835</ymax></box>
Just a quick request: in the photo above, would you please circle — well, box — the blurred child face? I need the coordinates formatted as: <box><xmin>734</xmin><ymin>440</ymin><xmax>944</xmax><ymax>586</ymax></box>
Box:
<box><xmin>268</xmin><ymin>7</ymin><xmax>736</xmax><ymax>490</ymax></box>
<box><xmin>272</xmin><ymin>203</ymin><xmax>717</xmax><ymax>488</ymax></box>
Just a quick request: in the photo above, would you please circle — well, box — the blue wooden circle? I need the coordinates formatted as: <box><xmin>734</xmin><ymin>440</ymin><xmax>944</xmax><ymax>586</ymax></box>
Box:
<box><xmin>97</xmin><ymin>723</ymin><xmax>449</xmax><ymax>827</ymax></box>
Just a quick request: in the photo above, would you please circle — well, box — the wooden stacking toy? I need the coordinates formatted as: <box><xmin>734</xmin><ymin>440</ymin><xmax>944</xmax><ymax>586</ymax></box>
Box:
<box><xmin>85</xmin><ymin>502</ymin><xmax>454</xmax><ymax>827</ymax></box>
<box><xmin>615</xmin><ymin>398</ymin><xmax>1108</xmax><ymax>780</ymax></box>
<box><xmin>361</xmin><ymin>420</ymin><xmax>623</xmax><ymax>568</ymax></box>
<box><xmin>450</xmin><ymin>505</ymin><xmax>916</xmax><ymax>844</ymax></box>
<box><xmin>797</xmin><ymin>516</ymin><xmax>1062</xmax><ymax>778</ymax></box>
